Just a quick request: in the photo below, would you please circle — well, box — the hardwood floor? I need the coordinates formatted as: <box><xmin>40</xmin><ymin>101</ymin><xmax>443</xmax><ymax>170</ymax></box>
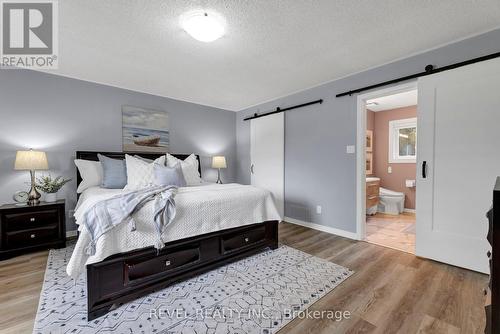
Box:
<box><xmin>279</xmin><ymin>222</ymin><xmax>487</xmax><ymax>334</ymax></box>
<box><xmin>366</xmin><ymin>212</ymin><xmax>416</xmax><ymax>253</ymax></box>
<box><xmin>0</xmin><ymin>250</ymin><xmax>48</xmax><ymax>334</ymax></box>
<box><xmin>0</xmin><ymin>223</ymin><xmax>488</xmax><ymax>333</ymax></box>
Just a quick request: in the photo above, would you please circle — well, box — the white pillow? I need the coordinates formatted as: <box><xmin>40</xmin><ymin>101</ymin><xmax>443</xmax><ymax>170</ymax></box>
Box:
<box><xmin>166</xmin><ymin>153</ymin><xmax>201</xmax><ymax>186</ymax></box>
<box><xmin>74</xmin><ymin>159</ymin><xmax>103</xmax><ymax>193</ymax></box>
<box><xmin>124</xmin><ymin>154</ymin><xmax>166</xmax><ymax>191</ymax></box>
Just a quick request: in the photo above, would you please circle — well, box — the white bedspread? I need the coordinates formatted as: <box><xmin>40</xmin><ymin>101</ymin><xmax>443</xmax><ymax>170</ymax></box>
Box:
<box><xmin>67</xmin><ymin>183</ymin><xmax>281</xmax><ymax>278</ymax></box>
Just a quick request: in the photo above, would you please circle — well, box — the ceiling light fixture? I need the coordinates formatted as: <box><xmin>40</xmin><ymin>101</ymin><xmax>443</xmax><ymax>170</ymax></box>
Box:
<box><xmin>180</xmin><ymin>10</ymin><xmax>225</xmax><ymax>42</ymax></box>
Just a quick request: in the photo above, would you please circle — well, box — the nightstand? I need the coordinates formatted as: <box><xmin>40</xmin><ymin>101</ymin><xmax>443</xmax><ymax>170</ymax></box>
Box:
<box><xmin>0</xmin><ymin>200</ymin><xmax>66</xmax><ymax>260</ymax></box>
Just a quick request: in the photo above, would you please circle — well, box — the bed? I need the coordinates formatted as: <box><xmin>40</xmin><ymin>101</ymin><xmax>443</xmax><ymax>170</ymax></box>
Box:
<box><xmin>71</xmin><ymin>151</ymin><xmax>280</xmax><ymax>320</ymax></box>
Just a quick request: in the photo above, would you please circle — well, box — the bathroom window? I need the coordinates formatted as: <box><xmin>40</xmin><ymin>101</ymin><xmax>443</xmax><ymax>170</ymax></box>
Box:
<box><xmin>389</xmin><ymin>117</ymin><xmax>417</xmax><ymax>163</ymax></box>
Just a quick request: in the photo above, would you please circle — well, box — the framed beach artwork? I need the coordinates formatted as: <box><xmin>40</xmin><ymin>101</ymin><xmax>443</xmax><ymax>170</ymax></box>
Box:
<box><xmin>122</xmin><ymin>105</ymin><xmax>169</xmax><ymax>153</ymax></box>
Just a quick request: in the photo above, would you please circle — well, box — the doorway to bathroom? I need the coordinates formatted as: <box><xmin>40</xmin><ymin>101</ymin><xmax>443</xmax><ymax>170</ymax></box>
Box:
<box><xmin>356</xmin><ymin>83</ymin><xmax>417</xmax><ymax>254</ymax></box>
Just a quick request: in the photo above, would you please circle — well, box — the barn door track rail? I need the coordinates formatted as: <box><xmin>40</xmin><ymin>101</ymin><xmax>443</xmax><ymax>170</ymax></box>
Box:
<box><xmin>243</xmin><ymin>99</ymin><xmax>323</xmax><ymax>121</ymax></box>
<box><xmin>336</xmin><ymin>51</ymin><xmax>500</xmax><ymax>98</ymax></box>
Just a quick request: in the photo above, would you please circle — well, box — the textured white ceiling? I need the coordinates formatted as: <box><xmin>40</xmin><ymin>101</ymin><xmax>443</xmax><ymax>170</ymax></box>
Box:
<box><xmin>50</xmin><ymin>1</ymin><xmax>500</xmax><ymax>111</ymax></box>
<box><xmin>367</xmin><ymin>90</ymin><xmax>418</xmax><ymax>112</ymax></box>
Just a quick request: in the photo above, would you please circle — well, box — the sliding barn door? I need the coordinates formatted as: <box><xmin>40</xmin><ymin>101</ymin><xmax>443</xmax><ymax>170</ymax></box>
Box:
<box><xmin>250</xmin><ymin>113</ymin><xmax>284</xmax><ymax>218</ymax></box>
<box><xmin>417</xmin><ymin>57</ymin><xmax>500</xmax><ymax>273</ymax></box>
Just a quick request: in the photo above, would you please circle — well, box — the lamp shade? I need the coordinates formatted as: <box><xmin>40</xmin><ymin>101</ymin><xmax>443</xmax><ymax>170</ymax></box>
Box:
<box><xmin>14</xmin><ymin>150</ymin><xmax>48</xmax><ymax>170</ymax></box>
<box><xmin>212</xmin><ymin>156</ymin><xmax>227</xmax><ymax>169</ymax></box>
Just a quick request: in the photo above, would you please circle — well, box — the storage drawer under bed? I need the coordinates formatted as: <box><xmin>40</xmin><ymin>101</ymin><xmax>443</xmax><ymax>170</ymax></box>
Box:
<box><xmin>123</xmin><ymin>223</ymin><xmax>268</xmax><ymax>284</ymax></box>
<box><xmin>221</xmin><ymin>225</ymin><xmax>267</xmax><ymax>254</ymax></box>
<box><xmin>124</xmin><ymin>243</ymin><xmax>201</xmax><ymax>284</ymax></box>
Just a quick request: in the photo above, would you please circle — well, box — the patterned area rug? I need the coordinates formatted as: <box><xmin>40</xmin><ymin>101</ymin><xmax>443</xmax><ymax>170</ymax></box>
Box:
<box><xmin>33</xmin><ymin>244</ymin><xmax>353</xmax><ymax>334</ymax></box>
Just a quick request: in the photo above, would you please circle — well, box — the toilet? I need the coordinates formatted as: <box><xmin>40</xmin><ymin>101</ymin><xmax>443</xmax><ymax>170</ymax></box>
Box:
<box><xmin>378</xmin><ymin>187</ymin><xmax>405</xmax><ymax>215</ymax></box>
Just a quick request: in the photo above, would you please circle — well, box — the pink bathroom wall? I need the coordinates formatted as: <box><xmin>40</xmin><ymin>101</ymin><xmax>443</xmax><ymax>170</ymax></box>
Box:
<box><xmin>367</xmin><ymin>109</ymin><xmax>375</xmax><ymax>131</ymax></box>
<box><xmin>372</xmin><ymin>105</ymin><xmax>417</xmax><ymax>210</ymax></box>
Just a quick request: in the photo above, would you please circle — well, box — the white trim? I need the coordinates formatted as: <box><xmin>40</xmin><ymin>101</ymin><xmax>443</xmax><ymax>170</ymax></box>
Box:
<box><xmin>404</xmin><ymin>208</ymin><xmax>416</xmax><ymax>214</ymax></box>
<box><xmin>284</xmin><ymin>217</ymin><xmax>358</xmax><ymax>240</ymax></box>
<box><xmin>356</xmin><ymin>81</ymin><xmax>418</xmax><ymax>241</ymax></box>
<box><xmin>66</xmin><ymin>230</ymin><xmax>78</xmax><ymax>238</ymax></box>
<box><xmin>388</xmin><ymin>117</ymin><xmax>417</xmax><ymax>163</ymax></box>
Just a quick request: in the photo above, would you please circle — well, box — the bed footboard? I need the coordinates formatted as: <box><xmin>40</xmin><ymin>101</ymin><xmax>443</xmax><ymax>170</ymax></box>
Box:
<box><xmin>86</xmin><ymin>220</ymin><xmax>279</xmax><ymax>320</ymax></box>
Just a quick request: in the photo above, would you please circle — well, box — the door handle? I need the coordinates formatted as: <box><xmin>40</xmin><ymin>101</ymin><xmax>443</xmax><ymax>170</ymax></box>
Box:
<box><xmin>422</xmin><ymin>161</ymin><xmax>427</xmax><ymax>179</ymax></box>
<box><xmin>250</xmin><ymin>164</ymin><xmax>254</xmax><ymax>174</ymax></box>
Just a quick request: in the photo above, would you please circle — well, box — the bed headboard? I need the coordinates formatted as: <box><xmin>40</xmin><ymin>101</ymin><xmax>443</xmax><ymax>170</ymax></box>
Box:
<box><xmin>75</xmin><ymin>151</ymin><xmax>201</xmax><ymax>193</ymax></box>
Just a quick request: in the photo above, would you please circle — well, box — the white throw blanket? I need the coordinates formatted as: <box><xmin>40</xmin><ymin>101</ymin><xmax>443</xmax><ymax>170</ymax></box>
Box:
<box><xmin>80</xmin><ymin>185</ymin><xmax>177</xmax><ymax>256</ymax></box>
<box><xmin>67</xmin><ymin>183</ymin><xmax>281</xmax><ymax>278</ymax></box>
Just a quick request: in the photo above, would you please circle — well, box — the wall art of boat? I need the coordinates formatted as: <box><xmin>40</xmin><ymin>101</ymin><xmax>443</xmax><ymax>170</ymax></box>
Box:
<box><xmin>133</xmin><ymin>135</ymin><xmax>161</xmax><ymax>146</ymax></box>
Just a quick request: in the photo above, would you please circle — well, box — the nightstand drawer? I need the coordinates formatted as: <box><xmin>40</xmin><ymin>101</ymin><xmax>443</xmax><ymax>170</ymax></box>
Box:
<box><xmin>5</xmin><ymin>225</ymin><xmax>59</xmax><ymax>247</ymax></box>
<box><xmin>0</xmin><ymin>200</ymin><xmax>65</xmax><ymax>260</ymax></box>
<box><xmin>4</xmin><ymin>209</ymin><xmax>59</xmax><ymax>231</ymax></box>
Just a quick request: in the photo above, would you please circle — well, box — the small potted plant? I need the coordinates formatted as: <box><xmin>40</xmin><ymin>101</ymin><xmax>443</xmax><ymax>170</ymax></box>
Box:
<box><xmin>35</xmin><ymin>174</ymin><xmax>71</xmax><ymax>202</ymax></box>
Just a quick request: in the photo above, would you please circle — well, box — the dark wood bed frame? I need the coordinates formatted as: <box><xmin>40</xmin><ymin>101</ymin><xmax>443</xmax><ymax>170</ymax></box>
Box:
<box><xmin>76</xmin><ymin>151</ymin><xmax>279</xmax><ymax>320</ymax></box>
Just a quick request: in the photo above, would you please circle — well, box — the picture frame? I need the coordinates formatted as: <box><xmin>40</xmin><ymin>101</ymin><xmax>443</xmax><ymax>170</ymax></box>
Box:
<box><xmin>366</xmin><ymin>130</ymin><xmax>373</xmax><ymax>152</ymax></box>
<box><xmin>366</xmin><ymin>152</ymin><xmax>373</xmax><ymax>175</ymax></box>
<box><xmin>122</xmin><ymin>105</ymin><xmax>169</xmax><ymax>153</ymax></box>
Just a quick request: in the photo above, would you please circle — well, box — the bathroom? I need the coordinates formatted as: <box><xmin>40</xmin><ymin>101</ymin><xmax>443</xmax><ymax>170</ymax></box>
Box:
<box><xmin>364</xmin><ymin>89</ymin><xmax>417</xmax><ymax>253</ymax></box>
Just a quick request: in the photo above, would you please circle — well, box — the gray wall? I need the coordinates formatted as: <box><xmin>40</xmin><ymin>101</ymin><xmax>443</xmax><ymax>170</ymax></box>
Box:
<box><xmin>236</xmin><ymin>28</ymin><xmax>500</xmax><ymax>233</ymax></box>
<box><xmin>0</xmin><ymin>70</ymin><xmax>236</xmax><ymax>231</ymax></box>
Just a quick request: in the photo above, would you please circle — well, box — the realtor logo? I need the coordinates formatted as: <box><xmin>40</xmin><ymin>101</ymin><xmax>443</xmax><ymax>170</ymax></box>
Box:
<box><xmin>1</xmin><ymin>0</ymin><xmax>58</xmax><ymax>69</ymax></box>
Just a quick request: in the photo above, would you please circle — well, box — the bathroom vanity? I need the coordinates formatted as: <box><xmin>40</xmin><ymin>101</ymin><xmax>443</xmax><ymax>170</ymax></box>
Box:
<box><xmin>366</xmin><ymin>177</ymin><xmax>380</xmax><ymax>214</ymax></box>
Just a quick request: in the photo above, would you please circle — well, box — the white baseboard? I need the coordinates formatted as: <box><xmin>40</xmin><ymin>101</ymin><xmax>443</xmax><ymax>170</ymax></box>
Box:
<box><xmin>66</xmin><ymin>230</ymin><xmax>78</xmax><ymax>238</ymax></box>
<box><xmin>403</xmin><ymin>208</ymin><xmax>416</xmax><ymax>213</ymax></box>
<box><xmin>284</xmin><ymin>217</ymin><xmax>359</xmax><ymax>240</ymax></box>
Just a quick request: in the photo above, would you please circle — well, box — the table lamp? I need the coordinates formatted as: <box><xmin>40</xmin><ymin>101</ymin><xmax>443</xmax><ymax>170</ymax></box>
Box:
<box><xmin>212</xmin><ymin>156</ymin><xmax>227</xmax><ymax>184</ymax></box>
<box><xmin>14</xmin><ymin>149</ymin><xmax>48</xmax><ymax>205</ymax></box>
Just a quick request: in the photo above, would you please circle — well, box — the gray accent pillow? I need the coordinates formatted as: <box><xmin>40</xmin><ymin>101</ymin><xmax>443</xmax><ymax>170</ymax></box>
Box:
<box><xmin>98</xmin><ymin>154</ymin><xmax>127</xmax><ymax>189</ymax></box>
<box><xmin>154</xmin><ymin>163</ymin><xmax>186</xmax><ymax>187</ymax></box>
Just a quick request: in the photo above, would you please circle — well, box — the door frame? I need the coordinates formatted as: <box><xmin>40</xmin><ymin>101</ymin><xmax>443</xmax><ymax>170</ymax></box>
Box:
<box><xmin>355</xmin><ymin>81</ymin><xmax>418</xmax><ymax>240</ymax></box>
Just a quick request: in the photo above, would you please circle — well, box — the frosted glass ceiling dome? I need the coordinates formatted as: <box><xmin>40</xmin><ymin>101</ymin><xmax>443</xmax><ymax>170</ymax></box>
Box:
<box><xmin>180</xmin><ymin>10</ymin><xmax>226</xmax><ymax>43</ymax></box>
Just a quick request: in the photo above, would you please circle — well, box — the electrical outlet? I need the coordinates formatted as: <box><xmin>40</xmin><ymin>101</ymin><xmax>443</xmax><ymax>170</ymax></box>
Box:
<box><xmin>346</xmin><ymin>145</ymin><xmax>355</xmax><ymax>154</ymax></box>
<box><xmin>316</xmin><ymin>205</ymin><xmax>322</xmax><ymax>214</ymax></box>
<box><xmin>388</xmin><ymin>166</ymin><xmax>392</xmax><ymax>174</ymax></box>
<box><xmin>68</xmin><ymin>209</ymin><xmax>75</xmax><ymax>218</ymax></box>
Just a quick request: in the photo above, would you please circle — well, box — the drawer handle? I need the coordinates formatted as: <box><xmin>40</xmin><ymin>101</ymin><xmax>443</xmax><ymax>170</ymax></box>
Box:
<box><xmin>30</xmin><ymin>217</ymin><xmax>36</xmax><ymax>222</ymax></box>
<box><xmin>165</xmin><ymin>260</ymin><xmax>171</xmax><ymax>267</ymax></box>
<box><xmin>30</xmin><ymin>234</ymin><xmax>36</xmax><ymax>239</ymax></box>
<box><xmin>244</xmin><ymin>237</ymin><xmax>249</xmax><ymax>242</ymax></box>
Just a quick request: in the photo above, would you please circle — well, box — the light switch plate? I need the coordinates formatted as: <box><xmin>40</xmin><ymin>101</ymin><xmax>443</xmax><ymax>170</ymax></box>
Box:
<box><xmin>388</xmin><ymin>166</ymin><xmax>392</xmax><ymax>173</ymax></box>
<box><xmin>316</xmin><ymin>205</ymin><xmax>322</xmax><ymax>214</ymax></box>
<box><xmin>346</xmin><ymin>145</ymin><xmax>355</xmax><ymax>154</ymax></box>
